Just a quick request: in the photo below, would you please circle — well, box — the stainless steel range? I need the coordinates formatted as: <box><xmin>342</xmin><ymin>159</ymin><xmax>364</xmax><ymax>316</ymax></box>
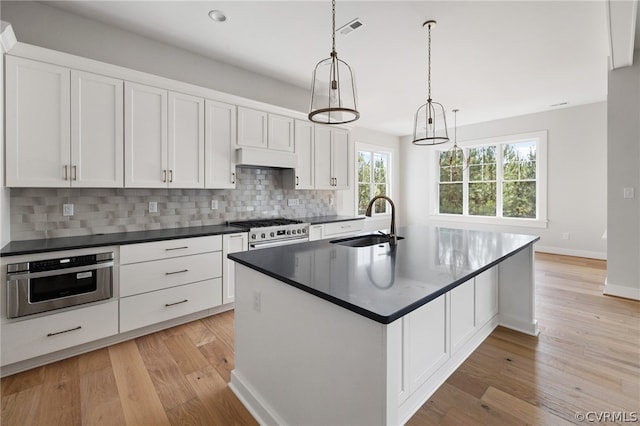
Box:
<box><xmin>229</xmin><ymin>218</ymin><xmax>310</xmax><ymax>250</ymax></box>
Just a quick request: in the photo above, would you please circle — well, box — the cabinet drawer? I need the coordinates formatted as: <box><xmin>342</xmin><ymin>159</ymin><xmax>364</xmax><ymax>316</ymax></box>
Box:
<box><xmin>120</xmin><ymin>235</ymin><xmax>222</xmax><ymax>264</ymax></box>
<box><xmin>1</xmin><ymin>301</ymin><xmax>118</xmax><ymax>366</ymax></box>
<box><xmin>323</xmin><ymin>220</ymin><xmax>364</xmax><ymax>237</ymax></box>
<box><xmin>120</xmin><ymin>278</ymin><xmax>222</xmax><ymax>332</ymax></box>
<box><xmin>120</xmin><ymin>251</ymin><xmax>222</xmax><ymax>297</ymax></box>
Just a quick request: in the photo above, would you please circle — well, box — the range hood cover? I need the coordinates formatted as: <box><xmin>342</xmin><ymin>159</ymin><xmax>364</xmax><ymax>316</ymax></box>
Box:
<box><xmin>236</xmin><ymin>148</ymin><xmax>297</xmax><ymax>169</ymax></box>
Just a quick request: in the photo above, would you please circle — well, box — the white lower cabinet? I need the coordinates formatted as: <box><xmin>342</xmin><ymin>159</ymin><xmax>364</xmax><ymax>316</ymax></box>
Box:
<box><xmin>222</xmin><ymin>233</ymin><xmax>248</xmax><ymax>304</ymax></box>
<box><xmin>120</xmin><ymin>279</ymin><xmax>222</xmax><ymax>332</ymax></box>
<box><xmin>1</xmin><ymin>301</ymin><xmax>118</xmax><ymax>366</ymax></box>
<box><xmin>119</xmin><ymin>235</ymin><xmax>224</xmax><ymax>333</ymax></box>
<box><xmin>307</xmin><ymin>220</ymin><xmax>365</xmax><ymax>242</ymax></box>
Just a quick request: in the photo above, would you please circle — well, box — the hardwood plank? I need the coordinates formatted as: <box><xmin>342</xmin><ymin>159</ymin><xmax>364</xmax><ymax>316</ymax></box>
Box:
<box><xmin>35</xmin><ymin>378</ymin><xmax>81</xmax><ymax>426</ymax></box>
<box><xmin>1</xmin><ymin>365</ymin><xmax>44</xmax><ymax>395</ymax></box>
<box><xmin>198</xmin><ymin>337</ymin><xmax>235</xmax><ymax>383</ymax></box>
<box><xmin>185</xmin><ymin>365</ymin><xmax>258</xmax><ymax>426</ymax></box>
<box><xmin>77</xmin><ymin>348</ymin><xmax>112</xmax><ymax>375</ymax></box>
<box><xmin>108</xmin><ymin>340</ymin><xmax>171</xmax><ymax>426</ymax></box>
<box><xmin>1</xmin><ymin>385</ymin><xmax>42</xmax><ymax>426</ymax></box>
<box><xmin>480</xmin><ymin>385</ymin><xmax>574</xmax><ymax>426</ymax></box>
<box><xmin>135</xmin><ymin>332</ymin><xmax>196</xmax><ymax>411</ymax></box>
<box><xmin>162</xmin><ymin>332</ymin><xmax>210</xmax><ymax>376</ymax></box>
<box><xmin>165</xmin><ymin>396</ymin><xmax>219</xmax><ymax>426</ymax></box>
<box><xmin>79</xmin><ymin>367</ymin><xmax>126</xmax><ymax>425</ymax></box>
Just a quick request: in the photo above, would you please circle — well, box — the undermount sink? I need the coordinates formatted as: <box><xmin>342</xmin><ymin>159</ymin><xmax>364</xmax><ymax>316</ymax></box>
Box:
<box><xmin>330</xmin><ymin>234</ymin><xmax>405</xmax><ymax>248</ymax></box>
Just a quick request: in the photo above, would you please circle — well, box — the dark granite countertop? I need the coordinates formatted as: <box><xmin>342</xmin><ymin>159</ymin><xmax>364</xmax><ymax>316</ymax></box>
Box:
<box><xmin>296</xmin><ymin>215</ymin><xmax>365</xmax><ymax>225</ymax></box>
<box><xmin>228</xmin><ymin>225</ymin><xmax>539</xmax><ymax>324</ymax></box>
<box><xmin>0</xmin><ymin>224</ymin><xmax>245</xmax><ymax>257</ymax></box>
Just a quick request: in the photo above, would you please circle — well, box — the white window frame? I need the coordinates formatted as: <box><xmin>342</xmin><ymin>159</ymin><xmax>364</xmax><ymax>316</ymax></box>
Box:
<box><xmin>431</xmin><ymin>130</ymin><xmax>548</xmax><ymax>229</ymax></box>
<box><xmin>355</xmin><ymin>143</ymin><xmax>393</xmax><ymax>217</ymax></box>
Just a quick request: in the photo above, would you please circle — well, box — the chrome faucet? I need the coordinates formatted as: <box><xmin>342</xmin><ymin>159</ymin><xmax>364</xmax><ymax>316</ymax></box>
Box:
<box><xmin>365</xmin><ymin>195</ymin><xmax>397</xmax><ymax>245</ymax></box>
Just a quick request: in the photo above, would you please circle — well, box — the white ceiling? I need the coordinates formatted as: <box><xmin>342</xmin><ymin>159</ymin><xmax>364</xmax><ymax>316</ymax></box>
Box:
<box><xmin>46</xmin><ymin>1</ymin><xmax>610</xmax><ymax>136</ymax></box>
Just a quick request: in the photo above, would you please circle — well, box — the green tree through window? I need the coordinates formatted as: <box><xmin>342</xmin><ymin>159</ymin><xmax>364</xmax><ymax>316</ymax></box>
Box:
<box><xmin>437</xmin><ymin>137</ymin><xmax>539</xmax><ymax>220</ymax></box>
<box><xmin>358</xmin><ymin>150</ymin><xmax>390</xmax><ymax>215</ymax></box>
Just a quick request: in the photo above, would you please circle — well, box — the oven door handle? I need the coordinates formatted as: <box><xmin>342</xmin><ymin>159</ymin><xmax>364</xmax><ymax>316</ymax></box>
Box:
<box><xmin>250</xmin><ymin>238</ymin><xmax>308</xmax><ymax>250</ymax></box>
<box><xmin>6</xmin><ymin>261</ymin><xmax>114</xmax><ymax>281</ymax></box>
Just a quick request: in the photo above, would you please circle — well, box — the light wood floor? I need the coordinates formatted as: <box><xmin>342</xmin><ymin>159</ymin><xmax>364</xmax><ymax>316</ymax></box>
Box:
<box><xmin>2</xmin><ymin>253</ymin><xmax>639</xmax><ymax>425</ymax></box>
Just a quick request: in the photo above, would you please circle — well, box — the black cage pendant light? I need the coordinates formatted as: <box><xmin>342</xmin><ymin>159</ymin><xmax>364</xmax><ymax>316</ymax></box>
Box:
<box><xmin>412</xmin><ymin>20</ymin><xmax>449</xmax><ymax>145</ymax></box>
<box><xmin>308</xmin><ymin>0</ymin><xmax>360</xmax><ymax>125</ymax></box>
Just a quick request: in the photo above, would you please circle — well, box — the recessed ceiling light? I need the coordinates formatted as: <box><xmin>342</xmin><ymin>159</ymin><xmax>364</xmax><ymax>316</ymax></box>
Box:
<box><xmin>208</xmin><ymin>10</ymin><xmax>227</xmax><ymax>22</ymax></box>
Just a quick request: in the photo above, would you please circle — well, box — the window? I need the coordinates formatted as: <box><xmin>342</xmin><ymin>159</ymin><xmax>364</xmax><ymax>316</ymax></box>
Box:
<box><xmin>357</xmin><ymin>148</ymin><xmax>391</xmax><ymax>215</ymax></box>
<box><xmin>436</xmin><ymin>131</ymin><xmax>546</xmax><ymax>226</ymax></box>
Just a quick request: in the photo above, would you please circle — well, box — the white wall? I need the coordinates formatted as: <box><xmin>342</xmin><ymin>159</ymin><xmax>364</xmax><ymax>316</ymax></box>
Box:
<box><xmin>338</xmin><ymin>127</ymin><xmax>401</xmax><ymax>231</ymax></box>
<box><xmin>605</xmin><ymin>51</ymin><xmax>640</xmax><ymax>300</ymax></box>
<box><xmin>0</xmin><ymin>1</ymin><xmax>309</xmax><ymax>113</ymax></box>
<box><xmin>400</xmin><ymin>102</ymin><xmax>608</xmax><ymax>260</ymax></box>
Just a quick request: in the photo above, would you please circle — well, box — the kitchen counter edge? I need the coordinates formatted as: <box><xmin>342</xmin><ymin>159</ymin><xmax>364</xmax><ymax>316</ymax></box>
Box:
<box><xmin>0</xmin><ymin>225</ymin><xmax>246</xmax><ymax>257</ymax></box>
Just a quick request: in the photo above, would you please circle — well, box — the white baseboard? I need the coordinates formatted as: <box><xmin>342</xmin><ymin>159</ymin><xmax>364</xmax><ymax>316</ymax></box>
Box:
<box><xmin>534</xmin><ymin>245</ymin><xmax>606</xmax><ymax>260</ymax></box>
<box><xmin>603</xmin><ymin>279</ymin><xmax>640</xmax><ymax>301</ymax></box>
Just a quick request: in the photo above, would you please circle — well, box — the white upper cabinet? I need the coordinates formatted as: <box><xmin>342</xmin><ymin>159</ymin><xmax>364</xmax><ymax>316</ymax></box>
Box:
<box><xmin>71</xmin><ymin>70</ymin><xmax>124</xmax><ymax>187</ymax></box>
<box><xmin>237</xmin><ymin>107</ymin><xmax>294</xmax><ymax>152</ymax></box>
<box><xmin>268</xmin><ymin>113</ymin><xmax>295</xmax><ymax>152</ymax></box>
<box><xmin>205</xmin><ymin>100</ymin><xmax>237</xmax><ymax>189</ymax></box>
<box><xmin>6</xmin><ymin>56</ymin><xmax>71</xmax><ymax>187</ymax></box>
<box><xmin>6</xmin><ymin>57</ymin><xmax>124</xmax><ymax>188</ymax></box>
<box><xmin>124</xmin><ymin>82</ymin><xmax>168</xmax><ymax>188</ymax></box>
<box><xmin>168</xmin><ymin>92</ymin><xmax>205</xmax><ymax>188</ymax></box>
<box><xmin>314</xmin><ymin>125</ymin><xmax>350</xmax><ymax>190</ymax></box>
<box><xmin>125</xmin><ymin>82</ymin><xmax>204</xmax><ymax>188</ymax></box>
<box><xmin>237</xmin><ymin>107</ymin><xmax>268</xmax><ymax>148</ymax></box>
<box><xmin>284</xmin><ymin>120</ymin><xmax>315</xmax><ymax>189</ymax></box>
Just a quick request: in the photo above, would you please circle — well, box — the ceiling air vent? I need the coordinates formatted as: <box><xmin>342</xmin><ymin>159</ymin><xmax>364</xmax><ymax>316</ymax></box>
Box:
<box><xmin>338</xmin><ymin>18</ymin><xmax>364</xmax><ymax>36</ymax></box>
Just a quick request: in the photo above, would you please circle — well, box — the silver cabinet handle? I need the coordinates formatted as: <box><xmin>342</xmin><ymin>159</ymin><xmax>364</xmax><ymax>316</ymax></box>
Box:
<box><xmin>63</xmin><ymin>165</ymin><xmax>68</xmax><ymax>181</ymax></box>
<box><xmin>165</xmin><ymin>246</ymin><xmax>189</xmax><ymax>251</ymax></box>
<box><xmin>165</xmin><ymin>299</ymin><xmax>188</xmax><ymax>307</ymax></box>
<box><xmin>229</xmin><ymin>234</ymin><xmax>244</xmax><ymax>239</ymax></box>
<box><xmin>162</xmin><ymin>170</ymin><xmax>167</xmax><ymax>182</ymax></box>
<box><xmin>165</xmin><ymin>269</ymin><xmax>188</xmax><ymax>275</ymax></box>
<box><xmin>169</xmin><ymin>169</ymin><xmax>173</xmax><ymax>183</ymax></box>
<box><xmin>231</xmin><ymin>172</ymin><xmax>236</xmax><ymax>184</ymax></box>
<box><xmin>72</xmin><ymin>165</ymin><xmax>77</xmax><ymax>181</ymax></box>
<box><xmin>47</xmin><ymin>325</ymin><xmax>81</xmax><ymax>337</ymax></box>
<box><xmin>296</xmin><ymin>176</ymin><xmax>300</xmax><ymax>186</ymax></box>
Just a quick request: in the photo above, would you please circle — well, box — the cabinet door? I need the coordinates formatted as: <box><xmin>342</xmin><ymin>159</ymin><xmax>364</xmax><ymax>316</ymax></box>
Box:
<box><xmin>293</xmin><ymin>120</ymin><xmax>314</xmax><ymax>189</ymax></box>
<box><xmin>268</xmin><ymin>113</ymin><xmax>294</xmax><ymax>152</ymax></box>
<box><xmin>205</xmin><ymin>100</ymin><xmax>237</xmax><ymax>189</ymax></box>
<box><xmin>237</xmin><ymin>107</ymin><xmax>267</xmax><ymax>148</ymax></box>
<box><xmin>222</xmin><ymin>233</ymin><xmax>248</xmax><ymax>304</ymax></box>
<box><xmin>314</xmin><ymin>125</ymin><xmax>333</xmax><ymax>189</ymax></box>
<box><xmin>168</xmin><ymin>92</ymin><xmax>204</xmax><ymax>188</ymax></box>
<box><xmin>5</xmin><ymin>56</ymin><xmax>70</xmax><ymax>187</ymax></box>
<box><xmin>71</xmin><ymin>70</ymin><xmax>123</xmax><ymax>187</ymax></box>
<box><xmin>124</xmin><ymin>82</ymin><xmax>168</xmax><ymax>188</ymax></box>
<box><xmin>331</xmin><ymin>128</ymin><xmax>350</xmax><ymax>189</ymax></box>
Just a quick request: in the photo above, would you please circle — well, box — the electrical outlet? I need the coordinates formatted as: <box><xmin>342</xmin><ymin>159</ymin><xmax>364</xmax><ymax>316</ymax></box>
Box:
<box><xmin>62</xmin><ymin>204</ymin><xmax>74</xmax><ymax>217</ymax></box>
<box><xmin>211</xmin><ymin>200</ymin><xmax>218</xmax><ymax>210</ymax></box>
<box><xmin>623</xmin><ymin>187</ymin><xmax>635</xmax><ymax>199</ymax></box>
<box><xmin>562</xmin><ymin>233</ymin><xmax>570</xmax><ymax>240</ymax></box>
<box><xmin>287</xmin><ymin>198</ymin><xmax>299</xmax><ymax>206</ymax></box>
<box><xmin>329</xmin><ymin>196</ymin><xmax>334</xmax><ymax>206</ymax></box>
<box><xmin>149</xmin><ymin>201</ymin><xmax>158</xmax><ymax>213</ymax></box>
<box><xmin>253</xmin><ymin>290</ymin><xmax>261</xmax><ymax>312</ymax></box>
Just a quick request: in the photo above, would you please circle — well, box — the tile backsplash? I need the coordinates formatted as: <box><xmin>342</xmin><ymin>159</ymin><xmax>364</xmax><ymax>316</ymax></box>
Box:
<box><xmin>9</xmin><ymin>167</ymin><xmax>336</xmax><ymax>241</ymax></box>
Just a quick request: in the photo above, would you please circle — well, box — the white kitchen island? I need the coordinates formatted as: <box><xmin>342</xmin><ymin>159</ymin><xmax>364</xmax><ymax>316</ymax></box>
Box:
<box><xmin>228</xmin><ymin>225</ymin><xmax>539</xmax><ymax>425</ymax></box>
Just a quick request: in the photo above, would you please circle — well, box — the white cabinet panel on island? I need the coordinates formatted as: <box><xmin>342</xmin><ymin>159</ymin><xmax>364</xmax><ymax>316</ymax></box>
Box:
<box><xmin>222</xmin><ymin>232</ymin><xmax>249</xmax><ymax>304</ymax></box>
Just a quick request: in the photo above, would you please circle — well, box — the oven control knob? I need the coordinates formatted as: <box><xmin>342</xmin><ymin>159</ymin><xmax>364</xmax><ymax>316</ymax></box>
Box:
<box><xmin>270</xmin><ymin>232</ymin><xmax>275</xmax><ymax>237</ymax></box>
<box><xmin>297</xmin><ymin>229</ymin><xmax>301</xmax><ymax>234</ymax></box>
<box><xmin>302</xmin><ymin>229</ymin><xmax>307</xmax><ymax>233</ymax></box>
<box><xmin>261</xmin><ymin>233</ymin><xmax>266</xmax><ymax>239</ymax></box>
<box><xmin>287</xmin><ymin>230</ymin><xmax>291</xmax><ymax>235</ymax></box>
<box><xmin>251</xmin><ymin>234</ymin><xmax>256</xmax><ymax>239</ymax></box>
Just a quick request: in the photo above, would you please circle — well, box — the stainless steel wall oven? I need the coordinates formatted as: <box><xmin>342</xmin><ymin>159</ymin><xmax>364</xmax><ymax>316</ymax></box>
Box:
<box><xmin>6</xmin><ymin>252</ymin><xmax>114</xmax><ymax>318</ymax></box>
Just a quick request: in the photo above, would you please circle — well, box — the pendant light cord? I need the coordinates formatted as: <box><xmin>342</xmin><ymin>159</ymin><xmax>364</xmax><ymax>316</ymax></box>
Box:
<box><xmin>331</xmin><ymin>0</ymin><xmax>336</xmax><ymax>54</ymax></box>
<box><xmin>427</xmin><ymin>22</ymin><xmax>432</xmax><ymax>102</ymax></box>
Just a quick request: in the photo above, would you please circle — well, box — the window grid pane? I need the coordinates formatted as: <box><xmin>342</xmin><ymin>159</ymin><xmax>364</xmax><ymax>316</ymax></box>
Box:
<box><xmin>357</xmin><ymin>149</ymin><xmax>391</xmax><ymax>216</ymax></box>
